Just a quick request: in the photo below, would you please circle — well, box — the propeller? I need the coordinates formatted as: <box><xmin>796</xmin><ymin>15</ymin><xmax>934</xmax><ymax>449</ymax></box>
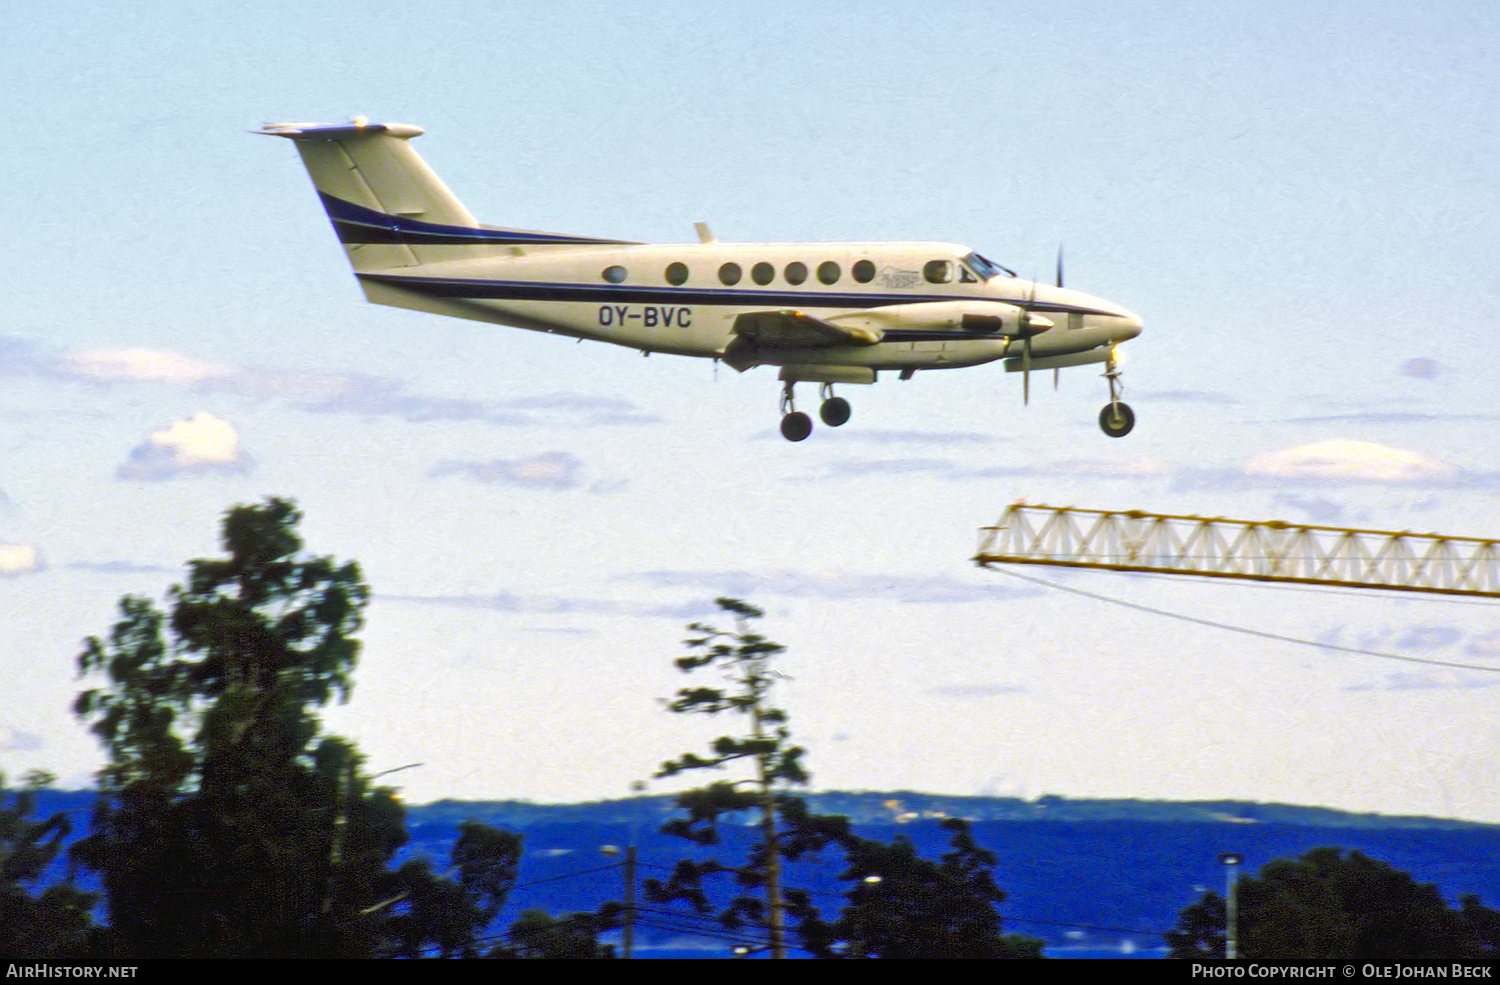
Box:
<box><xmin>1021</xmin><ymin>278</ymin><xmax>1037</xmax><ymax>404</ymax></box>
<box><xmin>1048</xmin><ymin>245</ymin><xmax>1064</xmax><ymax>394</ymax></box>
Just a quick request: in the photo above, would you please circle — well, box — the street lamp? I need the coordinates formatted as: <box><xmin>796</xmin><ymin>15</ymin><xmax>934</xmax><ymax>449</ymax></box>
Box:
<box><xmin>1219</xmin><ymin>853</ymin><xmax>1242</xmax><ymax>959</ymax></box>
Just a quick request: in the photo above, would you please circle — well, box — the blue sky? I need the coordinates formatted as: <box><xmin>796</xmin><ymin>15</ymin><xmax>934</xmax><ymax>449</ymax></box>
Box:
<box><xmin>4</xmin><ymin>0</ymin><xmax>1500</xmax><ymax>822</ymax></box>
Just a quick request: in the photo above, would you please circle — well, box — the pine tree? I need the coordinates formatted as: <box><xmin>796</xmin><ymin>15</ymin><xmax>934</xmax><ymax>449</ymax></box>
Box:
<box><xmin>646</xmin><ymin>598</ymin><xmax>848</xmax><ymax>958</ymax></box>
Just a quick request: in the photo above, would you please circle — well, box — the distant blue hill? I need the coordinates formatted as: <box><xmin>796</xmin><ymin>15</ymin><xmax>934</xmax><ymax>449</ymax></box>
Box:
<box><xmin>25</xmin><ymin>789</ymin><xmax>1500</xmax><ymax>958</ymax></box>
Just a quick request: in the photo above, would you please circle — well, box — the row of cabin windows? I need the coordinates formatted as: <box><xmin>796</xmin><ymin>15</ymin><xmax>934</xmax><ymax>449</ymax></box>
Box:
<box><xmin>600</xmin><ymin>259</ymin><xmax>969</xmax><ymax>287</ymax></box>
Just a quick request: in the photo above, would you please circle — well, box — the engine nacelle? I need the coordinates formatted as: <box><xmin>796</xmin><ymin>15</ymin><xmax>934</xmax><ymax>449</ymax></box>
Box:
<box><xmin>827</xmin><ymin>300</ymin><xmax>1051</xmax><ymax>339</ymax></box>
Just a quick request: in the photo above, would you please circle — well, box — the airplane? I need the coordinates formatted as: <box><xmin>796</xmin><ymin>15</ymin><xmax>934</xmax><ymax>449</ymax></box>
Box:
<box><xmin>261</xmin><ymin>120</ymin><xmax>1143</xmax><ymax>442</ymax></box>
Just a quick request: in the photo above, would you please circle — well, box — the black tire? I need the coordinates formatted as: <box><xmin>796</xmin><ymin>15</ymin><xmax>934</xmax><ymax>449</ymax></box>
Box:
<box><xmin>1099</xmin><ymin>402</ymin><xmax>1135</xmax><ymax>438</ymax></box>
<box><xmin>819</xmin><ymin>397</ymin><xmax>852</xmax><ymax>427</ymax></box>
<box><xmin>780</xmin><ymin>411</ymin><xmax>813</xmax><ymax>442</ymax></box>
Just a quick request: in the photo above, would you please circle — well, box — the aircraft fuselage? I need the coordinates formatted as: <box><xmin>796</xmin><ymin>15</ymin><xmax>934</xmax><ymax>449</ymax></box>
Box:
<box><xmin>355</xmin><ymin>242</ymin><xmax>1140</xmax><ymax>378</ymax></box>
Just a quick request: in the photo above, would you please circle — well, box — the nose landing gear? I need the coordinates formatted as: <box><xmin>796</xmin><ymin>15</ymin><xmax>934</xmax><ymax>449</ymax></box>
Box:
<box><xmin>1099</xmin><ymin>350</ymin><xmax>1134</xmax><ymax>438</ymax></box>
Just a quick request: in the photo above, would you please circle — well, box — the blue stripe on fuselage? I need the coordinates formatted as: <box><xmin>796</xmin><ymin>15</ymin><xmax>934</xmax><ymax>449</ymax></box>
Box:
<box><xmin>358</xmin><ymin>273</ymin><xmax>1123</xmax><ymax>319</ymax></box>
<box><xmin>320</xmin><ymin>194</ymin><xmax>635</xmax><ymax>246</ymax></box>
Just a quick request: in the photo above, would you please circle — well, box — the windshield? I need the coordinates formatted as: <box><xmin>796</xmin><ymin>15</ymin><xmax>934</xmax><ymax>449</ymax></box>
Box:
<box><xmin>962</xmin><ymin>252</ymin><xmax>1016</xmax><ymax>280</ymax></box>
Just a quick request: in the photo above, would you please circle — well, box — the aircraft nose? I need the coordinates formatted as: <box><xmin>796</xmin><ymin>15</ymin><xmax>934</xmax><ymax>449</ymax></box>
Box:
<box><xmin>1115</xmin><ymin>309</ymin><xmax>1142</xmax><ymax>341</ymax></box>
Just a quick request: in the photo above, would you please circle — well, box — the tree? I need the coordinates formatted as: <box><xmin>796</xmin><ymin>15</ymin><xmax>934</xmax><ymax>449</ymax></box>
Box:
<box><xmin>644</xmin><ymin>598</ymin><xmax>1038</xmax><ymax>960</ymax></box>
<box><xmin>0</xmin><ymin>771</ymin><xmax>96</xmax><ymax>957</ymax></box>
<box><xmin>800</xmin><ymin>818</ymin><xmax>1045</xmax><ymax>959</ymax></box>
<box><xmin>496</xmin><ymin>910</ymin><xmax>616</xmax><ymax>959</ymax></box>
<box><xmin>645</xmin><ymin>597</ymin><xmax>847</xmax><ymax>958</ymax></box>
<box><xmin>70</xmin><ymin>497</ymin><xmax>520</xmax><ymax>958</ymax></box>
<box><xmin>1167</xmin><ymin>847</ymin><xmax>1500</xmax><ymax>959</ymax></box>
<box><xmin>380</xmin><ymin>821</ymin><xmax>523</xmax><ymax>959</ymax></box>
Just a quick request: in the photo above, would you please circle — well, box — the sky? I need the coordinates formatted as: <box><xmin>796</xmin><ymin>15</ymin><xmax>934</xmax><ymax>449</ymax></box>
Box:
<box><xmin>4</xmin><ymin>0</ymin><xmax>1500</xmax><ymax>824</ymax></box>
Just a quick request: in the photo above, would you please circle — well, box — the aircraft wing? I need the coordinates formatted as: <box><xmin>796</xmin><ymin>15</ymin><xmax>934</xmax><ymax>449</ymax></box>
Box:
<box><xmin>731</xmin><ymin>310</ymin><xmax>883</xmax><ymax>348</ymax></box>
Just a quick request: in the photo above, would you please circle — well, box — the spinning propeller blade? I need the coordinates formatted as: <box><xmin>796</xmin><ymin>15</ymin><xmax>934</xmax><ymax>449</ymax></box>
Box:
<box><xmin>1021</xmin><ymin>278</ymin><xmax>1038</xmax><ymax>404</ymax></box>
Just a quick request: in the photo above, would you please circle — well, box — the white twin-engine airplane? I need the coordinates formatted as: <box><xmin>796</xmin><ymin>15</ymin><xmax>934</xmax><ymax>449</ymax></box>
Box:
<box><xmin>262</xmin><ymin>120</ymin><xmax>1142</xmax><ymax>441</ymax></box>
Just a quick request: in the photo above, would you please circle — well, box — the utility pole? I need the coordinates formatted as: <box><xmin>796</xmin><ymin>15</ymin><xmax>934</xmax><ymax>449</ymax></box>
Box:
<box><xmin>603</xmin><ymin>844</ymin><xmax>638</xmax><ymax>959</ymax></box>
<box><xmin>623</xmin><ymin>845</ymin><xmax>636</xmax><ymax>959</ymax></box>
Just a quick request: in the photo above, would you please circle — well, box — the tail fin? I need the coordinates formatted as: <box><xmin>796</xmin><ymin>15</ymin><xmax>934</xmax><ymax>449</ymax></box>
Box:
<box><xmin>261</xmin><ymin>121</ymin><xmax>497</xmax><ymax>271</ymax></box>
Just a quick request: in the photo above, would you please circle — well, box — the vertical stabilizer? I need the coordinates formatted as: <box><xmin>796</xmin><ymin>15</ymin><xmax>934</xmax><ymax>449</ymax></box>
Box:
<box><xmin>260</xmin><ymin>121</ymin><xmax>486</xmax><ymax>270</ymax></box>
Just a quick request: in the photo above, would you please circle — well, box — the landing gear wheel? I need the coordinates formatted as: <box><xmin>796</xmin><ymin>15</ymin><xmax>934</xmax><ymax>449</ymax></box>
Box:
<box><xmin>780</xmin><ymin>411</ymin><xmax>813</xmax><ymax>442</ymax></box>
<box><xmin>1099</xmin><ymin>402</ymin><xmax>1135</xmax><ymax>438</ymax></box>
<box><xmin>819</xmin><ymin>396</ymin><xmax>851</xmax><ymax>427</ymax></box>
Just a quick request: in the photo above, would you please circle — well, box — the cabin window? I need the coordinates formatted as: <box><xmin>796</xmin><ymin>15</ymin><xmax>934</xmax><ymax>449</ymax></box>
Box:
<box><xmin>665</xmin><ymin>262</ymin><xmax>689</xmax><ymax>286</ymax></box>
<box><xmin>751</xmin><ymin>262</ymin><xmax>775</xmax><ymax>286</ymax></box>
<box><xmin>923</xmin><ymin>259</ymin><xmax>954</xmax><ymax>284</ymax></box>
<box><xmin>784</xmin><ymin>261</ymin><xmax>808</xmax><ymax>285</ymax></box>
<box><xmin>852</xmin><ymin>259</ymin><xmax>875</xmax><ymax>283</ymax></box>
<box><xmin>817</xmin><ymin>261</ymin><xmax>841</xmax><ymax>285</ymax></box>
<box><xmin>602</xmin><ymin>265</ymin><xmax>628</xmax><ymax>284</ymax></box>
<box><xmin>718</xmin><ymin>262</ymin><xmax>742</xmax><ymax>286</ymax></box>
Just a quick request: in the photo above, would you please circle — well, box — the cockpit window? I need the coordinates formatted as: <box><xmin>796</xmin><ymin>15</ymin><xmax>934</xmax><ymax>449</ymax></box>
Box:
<box><xmin>961</xmin><ymin>252</ymin><xmax>1016</xmax><ymax>280</ymax></box>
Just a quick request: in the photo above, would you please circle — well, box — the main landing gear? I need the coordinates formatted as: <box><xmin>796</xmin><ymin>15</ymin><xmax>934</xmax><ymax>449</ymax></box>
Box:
<box><xmin>1098</xmin><ymin>350</ymin><xmax>1134</xmax><ymax>438</ymax></box>
<box><xmin>779</xmin><ymin>383</ymin><xmax>851</xmax><ymax>441</ymax></box>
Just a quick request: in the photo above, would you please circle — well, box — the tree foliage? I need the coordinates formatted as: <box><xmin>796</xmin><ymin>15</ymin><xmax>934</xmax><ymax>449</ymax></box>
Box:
<box><xmin>1167</xmin><ymin>847</ymin><xmax>1500</xmax><ymax>959</ymax></box>
<box><xmin>799</xmin><ymin>818</ymin><xmax>1044</xmax><ymax>959</ymax></box>
<box><xmin>646</xmin><ymin>598</ymin><xmax>846</xmax><ymax>958</ymax></box>
<box><xmin>496</xmin><ymin>910</ymin><xmax>616</xmax><ymax>959</ymax></box>
<box><xmin>646</xmin><ymin>598</ymin><xmax>1038</xmax><ymax>959</ymax></box>
<box><xmin>0</xmin><ymin>772</ymin><xmax>96</xmax><ymax>957</ymax></box>
<box><xmin>69</xmin><ymin>497</ymin><xmax>521</xmax><ymax>958</ymax></box>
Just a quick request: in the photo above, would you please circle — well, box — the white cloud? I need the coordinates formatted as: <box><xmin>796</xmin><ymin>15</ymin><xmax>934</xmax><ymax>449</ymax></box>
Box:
<box><xmin>0</xmin><ymin>726</ymin><xmax>44</xmax><ymax>752</ymax></box>
<box><xmin>429</xmin><ymin>452</ymin><xmax>582</xmax><ymax>489</ymax></box>
<box><xmin>1244</xmin><ymin>439</ymin><xmax>1455</xmax><ymax>483</ymax></box>
<box><xmin>65</xmin><ymin>347</ymin><xmax>238</xmax><ymax>386</ymax></box>
<box><xmin>0</xmin><ymin>542</ymin><xmax>42</xmax><ymax>576</ymax></box>
<box><xmin>117</xmin><ymin>412</ymin><xmax>251</xmax><ymax>480</ymax></box>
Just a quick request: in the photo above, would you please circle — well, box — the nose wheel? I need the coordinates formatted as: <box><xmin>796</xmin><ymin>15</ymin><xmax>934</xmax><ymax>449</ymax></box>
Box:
<box><xmin>1098</xmin><ymin>350</ymin><xmax>1135</xmax><ymax>438</ymax></box>
<box><xmin>1099</xmin><ymin>401</ymin><xmax>1134</xmax><ymax>437</ymax></box>
<box><xmin>779</xmin><ymin>383</ymin><xmax>853</xmax><ymax>440</ymax></box>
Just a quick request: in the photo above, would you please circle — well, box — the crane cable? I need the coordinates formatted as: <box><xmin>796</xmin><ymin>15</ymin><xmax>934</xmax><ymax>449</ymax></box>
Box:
<box><xmin>992</xmin><ymin>567</ymin><xmax>1500</xmax><ymax>675</ymax></box>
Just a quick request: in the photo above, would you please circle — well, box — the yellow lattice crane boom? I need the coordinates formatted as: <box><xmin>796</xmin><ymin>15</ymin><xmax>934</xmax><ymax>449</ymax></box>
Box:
<box><xmin>976</xmin><ymin>504</ymin><xmax>1500</xmax><ymax>598</ymax></box>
